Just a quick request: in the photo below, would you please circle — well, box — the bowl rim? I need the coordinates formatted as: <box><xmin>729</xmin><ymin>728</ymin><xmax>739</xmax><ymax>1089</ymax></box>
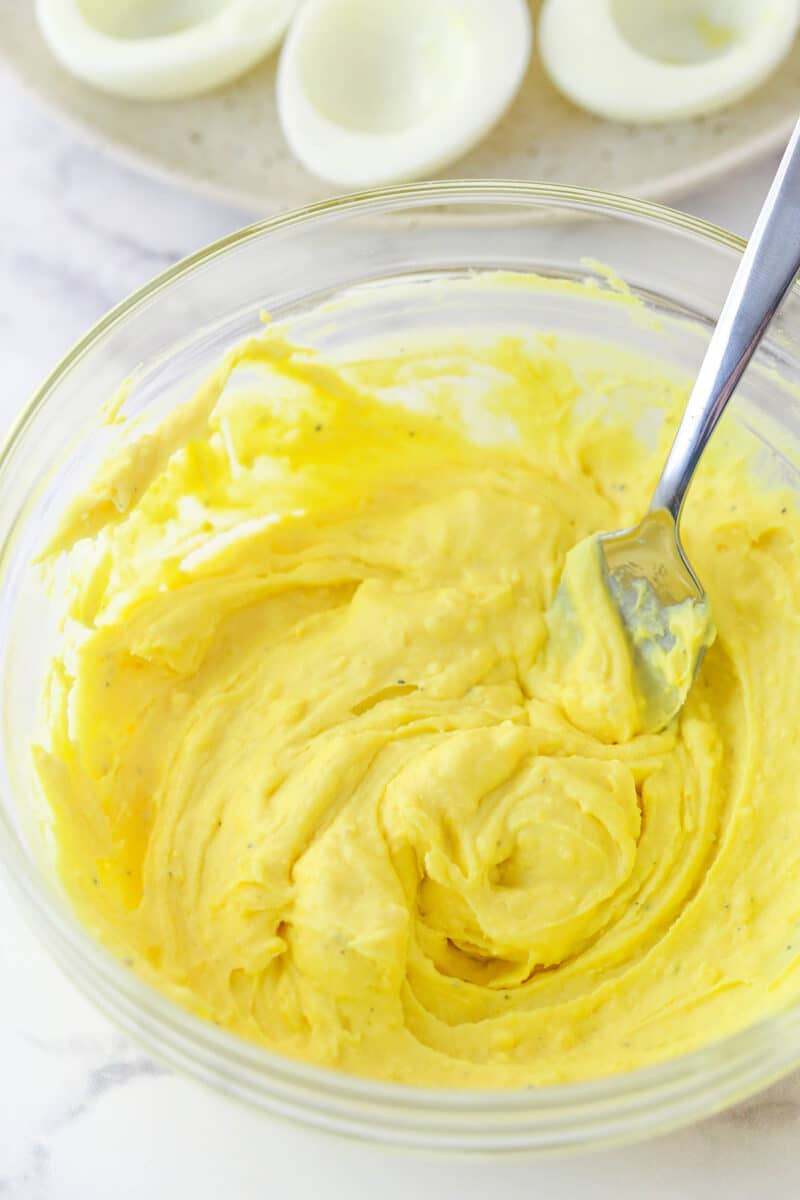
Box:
<box><xmin>3</xmin><ymin>177</ymin><xmax>754</xmax><ymax>463</ymax></box>
<box><xmin>4</xmin><ymin>177</ymin><xmax>800</xmax><ymax>1152</ymax></box>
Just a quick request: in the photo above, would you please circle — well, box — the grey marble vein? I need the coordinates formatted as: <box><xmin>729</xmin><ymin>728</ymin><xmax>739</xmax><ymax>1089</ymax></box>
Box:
<box><xmin>1</xmin><ymin>1043</ymin><xmax>165</xmax><ymax>1198</ymax></box>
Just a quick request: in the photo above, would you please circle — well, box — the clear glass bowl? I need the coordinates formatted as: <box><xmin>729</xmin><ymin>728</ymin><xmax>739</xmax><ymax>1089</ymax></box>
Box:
<box><xmin>3</xmin><ymin>181</ymin><xmax>800</xmax><ymax>1155</ymax></box>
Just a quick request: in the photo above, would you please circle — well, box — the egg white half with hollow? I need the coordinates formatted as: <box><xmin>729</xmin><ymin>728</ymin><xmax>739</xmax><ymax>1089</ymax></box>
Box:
<box><xmin>276</xmin><ymin>0</ymin><xmax>532</xmax><ymax>188</ymax></box>
<box><xmin>36</xmin><ymin>0</ymin><xmax>299</xmax><ymax>101</ymax></box>
<box><xmin>539</xmin><ymin>0</ymin><xmax>800</xmax><ymax>123</ymax></box>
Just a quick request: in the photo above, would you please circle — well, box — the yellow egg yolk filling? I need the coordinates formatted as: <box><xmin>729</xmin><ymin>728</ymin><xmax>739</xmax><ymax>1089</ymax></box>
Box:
<box><xmin>34</xmin><ymin>327</ymin><xmax>800</xmax><ymax>1086</ymax></box>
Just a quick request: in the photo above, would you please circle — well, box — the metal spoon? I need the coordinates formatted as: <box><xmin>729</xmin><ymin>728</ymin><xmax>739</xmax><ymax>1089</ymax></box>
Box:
<box><xmin>600</xmin><ymin>116</ymin><xmax>800</xmax><ymax>730</ymax></box>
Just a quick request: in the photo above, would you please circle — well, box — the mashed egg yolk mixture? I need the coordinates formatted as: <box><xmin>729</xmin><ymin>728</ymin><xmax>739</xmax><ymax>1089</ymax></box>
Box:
<box><xmin>35</xmin><ymin>327</ymin><xmax>800</xmax><ymax>1087</ymax></box>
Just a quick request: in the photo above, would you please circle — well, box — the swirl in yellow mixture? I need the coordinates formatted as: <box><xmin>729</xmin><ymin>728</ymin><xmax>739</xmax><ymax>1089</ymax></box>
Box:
<box><xmin>35</xmin><ymin>325</ymin><xmax>800</xmax><ymax>1086</ymax></box>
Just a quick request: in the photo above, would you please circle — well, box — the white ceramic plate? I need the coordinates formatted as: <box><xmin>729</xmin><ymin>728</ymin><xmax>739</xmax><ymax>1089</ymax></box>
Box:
<box><xmin>3</xmin><ymin>0</ymin><xmax>800</xmax><ymax>218</ymax></box>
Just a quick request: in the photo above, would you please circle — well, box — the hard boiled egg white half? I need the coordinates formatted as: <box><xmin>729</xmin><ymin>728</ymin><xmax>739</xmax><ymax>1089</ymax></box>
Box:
<box><xmin>539</xmin><ymin>0</ymin><xmax>800</xmax><ymax>123</ymax></box>
<box><xmin>36</xmin><ymin>0</ymin><xmax>299</xmax><ymax>101</ymax></box>
<box><xmin>277</xmin><ymin>0</ymin><xmax>532</xmax><ymax>188</ymax></box>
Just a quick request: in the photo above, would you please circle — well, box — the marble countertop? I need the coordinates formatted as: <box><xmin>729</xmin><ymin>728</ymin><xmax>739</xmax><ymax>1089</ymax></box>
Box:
<box><xmin>2</xmin><ymin>61</ymin><xmax>800</xmax><ymax>1200</ymax></box>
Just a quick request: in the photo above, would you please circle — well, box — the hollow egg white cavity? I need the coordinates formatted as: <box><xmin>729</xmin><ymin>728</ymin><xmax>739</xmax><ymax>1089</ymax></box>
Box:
<box><xmin>539</xmin><ymin>0</ymin><xmax>800</xmax><ymax>123</ymax></box>
<box><xmin>36</xmin><ymin>0</ymin><xmax>299</xmax><ymax>101</ymax></box>
<box><xmin>276</xmin><ymin>0</ymin><xmax>532</xmax><ymax>188</ymax></box>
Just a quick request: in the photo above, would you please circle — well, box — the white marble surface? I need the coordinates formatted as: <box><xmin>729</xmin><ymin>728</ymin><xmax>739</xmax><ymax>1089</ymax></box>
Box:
<box><xmin>2</xmin><ymin>60</ymin><xmax>800</xmax><ymax>1199</ymax></box>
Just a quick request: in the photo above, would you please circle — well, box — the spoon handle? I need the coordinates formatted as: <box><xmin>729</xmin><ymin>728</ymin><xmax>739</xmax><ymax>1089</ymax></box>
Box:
<box><xmin>651</xmin><ymin>116</ymin><xmax>800</xmax><ymax>521</ymax></box>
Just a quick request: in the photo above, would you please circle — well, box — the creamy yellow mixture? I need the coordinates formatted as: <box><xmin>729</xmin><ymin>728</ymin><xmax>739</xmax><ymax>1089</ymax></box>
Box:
<box><xmin>35</xmin><ymin>324</ymin><xmax>800</xmax><ymax>1087</ymax></box>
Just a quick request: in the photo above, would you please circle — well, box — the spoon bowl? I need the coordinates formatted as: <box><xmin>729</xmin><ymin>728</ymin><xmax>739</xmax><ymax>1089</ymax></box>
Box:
<box><xmin>599</xmin><ymin>508</ymin><xmax>702</xmax><ymax>609</ymax></box>
<box><xmin>599</xmin><ymin>510</ymin><xmax>711</xmax><ymax>730</ymax></box>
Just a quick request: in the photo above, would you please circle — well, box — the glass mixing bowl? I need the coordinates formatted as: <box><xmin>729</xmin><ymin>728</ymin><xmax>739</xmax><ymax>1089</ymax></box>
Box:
<box><xmin>3</xmin><ymin>182</ymin><xmax>800</xmax><ymax>1155</ymax></box>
